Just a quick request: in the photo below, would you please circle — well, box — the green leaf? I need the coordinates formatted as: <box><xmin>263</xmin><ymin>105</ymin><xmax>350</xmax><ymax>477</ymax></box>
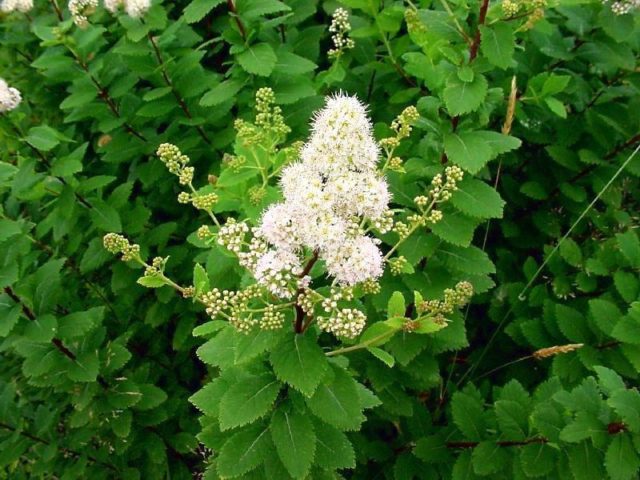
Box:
<box><xmin>445</xmin><ymin>130</ymin><xmax>520</xmax><ymax>175</ymax></box>
<box><xmin>589</xmin><ymin>298</ymin><xmax>622</xmax><ymax>336</ymax></box>
<box><xmin>217</xmin><ymin>424</ymin><xmax>272</xmax><ymax>478</ymax></box>
<box><xmin>274</xmin><ymin>51</ymin><xmax>317</xmax><ymax>75</ymax></box>
<box><xmin>559</xmin><ymin>238</ymin><xmax>582</xmax><ymax>267</ymax></box>
<box><xmin>237</xmin><ymin>43</ymin><xmax>278</xmax><ymax>77</ymax></box>
<box><xmin>519</xmin><ymin>443</ymin><xmax>555</xmax><ymax>477</ymax></box>
<box><xmin>443</xmin><ymin>73</ymin><xmax>488</xmax><ymax>116</ymax></box>
<box><xmin>568</xmin><ymin>444</ymin><xmax>605</xmax><ymax>480</ymax></box>
<box><xmin>270</xmin><ymin>333</ymin><xmax>329</xmax><ymax>396</ymax></box>
<box><xmin>23</xmin><ymin>314</ymin><xmax>57</xmax><ymax>343</ymax></box>
<box><xmin>137</xmin><ymin>275</ymin><xmax>167</xmax><ymax>288</ymax></box>
<box><xmin>367</xmin><ymin>347</ymin><xmax>395</xmax><ymax>367</ymax></box>
<box><xmin>0</xmin><ymin>293</ymin><xmax>21</xmax><ymax>337</ymax></box>
<box><xmin>479</xmin><ymin>23</ymin><xmax>514</xmax><ymax>69</ymax></box>
<box><xmin>439</xmin><ymin>244</ymin><xmax>496</xmax><ymax>276</ymax></box>
<box><xmin>387</xmin><ymin>291</ymin><xmax>406</xmax><ymax>318</ymax></box>
<box><xmin>66</xmin><ymin>351</ymin><xmax>99</xmax><ymax>382</ymax></box>
<box><xmin>200</xmin><ymin>79</ymin><xmax>244</xmax><ymax>107</ymax></box>
<box><xmin>57</xmin><ymin>307</ymin><xmax>104</xmax><ymax>339</ymax></box>
<box><xmin>559</xmin><ymin>411</ymin><xmax>603</xmax><ymax>443</ymax></box>
<box><xmin>414</xmin><ymin>317</ymin><xmax>448</xmax><ymax>334</ymax></box>
<box><xmin>270</xmin><ymin>408</ymin><xmax>316</xmax><ymax>478</ymax></box>
<box><xmin>616</xmin><ymin>231</ymin><xmax>640</xmax><ymax>268</ymax></box>
<box><xmin>612</xmin><ymin>305</ymin><xmax>640</xmax><ymax>345</ymax></box>
<box><xmin>306</xmin><ymin>366</ymin><xmax>365</xmax><ymax>431</ymax></box>
<box><xmin>193</xmin><ymin>264</ymin><xmax>209</xmax><ymax>297</ymax></box>
<box><xmin>430</xmin><ymin>210</ymin><xmax>477</xmax><ymax>247</ymax></box>
<box><xmin>25</xmin><ymin>126</ymin><xmax>63</xmax><ymax>151</ymax></box>
<box><xmin>451</xmin><ymin>391</ymin><xmax>484</xmax><ymax>440</ymax></box>
<box><xmin>608</xmin><ymin>389</ymin><xmax>640</xmax><ymax>432</ymax></box>
<box><xmin>605</xmin><ymin>435</ymin><xmax>640</xmax><ymax>480</ymax></box>
<box><xmin>471</xmin><ymin>441</ymin><xmax>509</xmax><ymax>475</ymax></box>
<box><xmin>182</xmin><ymin>0</ymin><xmax>225</xmax><ymax>23</ymax></box>
<box><xmin>545</xmin><ymin>97</ymin><xmax>567</xmax><ymax>118</ymax></box>
<box><xmin>313</xmin><ymin>419</ymin><xmax>355</xmax><ymax>470</ymax></box>
<box><xmin>135</xmin><ymin>384</ymin><xmax>168</xmax><ymax>411</ymax></box>
<box><xmin>90</xmin><ymin>199</ymin><xmax>122</xmax><ymax>232</ymax></box>
<box><xmin>219</xmin><ymin>374</ymin><xmax>281</xmax><ymax>431</ymax></box>
<box><xmin>450</xmin><ymin>178</ymin><xmax>505</xmax><ymax>219</ymax></box>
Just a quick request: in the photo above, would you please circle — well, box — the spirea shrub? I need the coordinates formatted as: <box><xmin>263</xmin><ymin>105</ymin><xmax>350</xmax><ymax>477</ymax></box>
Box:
<box><xmin>1</xmin><ymin>0</ymin><xmax>639</xmax><ymax>479</ymax></box>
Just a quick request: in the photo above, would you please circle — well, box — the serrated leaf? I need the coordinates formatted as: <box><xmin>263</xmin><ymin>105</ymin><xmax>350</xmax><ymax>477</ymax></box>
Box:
<box><xmin>182</xmin><ymin>0</ymin><xmax>225</xmax><ymax>23</ymax></box>
<box><xmin>193</xmin><ymin>263</ymin><xmax>209</xmax><ymax>297</ymax></box>
<box><xmin>471</xmin><ymin>441</ymin><xmax>509</xmax><ymax>475</ymax></box>
<box><xmin>367</xmin><ymin>347</ymin><xmax>395</xmax><ymax>367</ymax></box>
<box><xmin>200</xmin><ymin>79</ymin><xmax>243</xmax><ymax>107</ymax></box>
<box><xmin>237</xmin><ymin>43</ymin><xmax>277</xmax><ymax>77</ymax></box>
<box><xmin>269</xmin><ymin>333</ymin><xmax>328</xmax><ymax>396</ymax></box>
<box><xmin>270</xmin><ymin>408</ymin><xmax>315</xmax><ymax>478</ymax></box>
<box><xmin>445</xmin><ymin>130</ymin><xmax>520</xmax><ymax>175</ymax></box>
<box><xmin>443</xmin><ymin>73</ymin><xmax>488</xmax><ymax>116</ymax></box>
<box><xmin>219</xmin><ymin>375</ymin><xmax>281</xmax><ymax>431</ymax></box>
<box><xmin>306</xmin><ymin>366</ymin><xmax>364</xmax><ymax>431</ymax></box>
<box><xmin>616</xmin><ymin>231</ymin><xmax>640</xmax><ymax>268</ymax></box>
<box><xmin>313</xmin><ymin>419</ymin><xmax>355</xmax><ymax>470</ymax></box>
<box><xmin>439</xmin><ymin>244</ymin><xmax>496</xmax><ymax>275</ymax></box>
<box><xmin>589</xmin><ymin>298</ymin><xmax>622</xmax><ymax>336</ymax></box>
<box><xmin>450</xmin><ymin>178</ymin><xmax>505</xmax><ymax>219</ymax></box>
<box><xmin>479</xmin><ymin>23</ymin><xmax>514</xmax><ymax>69</ymax></box>
<box><xmin>451</xmin><ymin>391</ymin><xmax>484</xmax><ymax>440</ymax></box>
<box><xmin>608</xmin><ymin>389</ymin><xmax>640</xmax><ymax>432</ymax></box>
<box><xmin>559</xmin><ymin>411</ymin><xmax>603</xmax><ymax>443</ymax></box>
<box><xmin>519</xmin><ymin>442</ymin><xmax>555</xmax><ymax>478</ymax></box>
<box><xmin>217</xmin><ymin>424</ymin><xmax>272</xmax><ymax>478</ymax></box>
<box><xmin>387</xmin><ymin>291</ymin><xmax>406</xmax><ymax>318</ymax></box>
<box><xmin>430</xmin><ymin>210</ymin><xmax>477</xmax><ymax>247</ymax></box>
<box><xmin>605</xmin><ymin>435</ymin><xmax>640</xmax><ymax>480</ymax></box>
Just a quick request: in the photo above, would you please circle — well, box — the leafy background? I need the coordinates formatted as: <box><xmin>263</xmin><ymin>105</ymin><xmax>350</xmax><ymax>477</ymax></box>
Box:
<box><xmin>0</xmin><ymin>0</ymin><xmax>639</xmax><ymax>478</ymax></box>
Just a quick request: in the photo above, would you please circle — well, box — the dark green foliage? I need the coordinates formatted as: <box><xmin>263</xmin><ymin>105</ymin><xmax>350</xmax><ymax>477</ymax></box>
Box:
<box><xmin>1</xmin><ymin>0</ymin><xmax>639</xmax><ymax>479</ymax></box>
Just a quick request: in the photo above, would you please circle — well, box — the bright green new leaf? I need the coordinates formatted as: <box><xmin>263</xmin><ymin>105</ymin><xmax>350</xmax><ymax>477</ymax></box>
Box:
<box><xmin>270</xmin><ymin>408</ymin><xmax>316</xmax><ymax>478</ymax></box>
<box><xmin>219</xmin><ymin>375</ymin><xmax>281</xmax><ymax>431</ymax></box>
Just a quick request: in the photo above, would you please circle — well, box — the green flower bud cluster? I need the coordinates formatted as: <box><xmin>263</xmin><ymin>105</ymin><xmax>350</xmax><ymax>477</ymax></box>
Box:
<box><xmin>416</xmin><ymin>281</ymin><xmax>474</xmax><ymax>324</ymax></box>
<box><xmin>144</xmin><ymin>256</ymin><xmax>166</xmax><ymax>277</ymax></box>
<box><xmin>222</xmin><ymin>153</ymin><xmax>246</xmax><ymax>173</ymax></box>
<box><xmin>389</xmin><ymin>256</ymin><xmax>407</xmax><ymax>275</ymax></box>
<box><xmin>391</xmin><ymin>106</ymin><xmax>420</xmax><ymax>141</ymax></box>
<box><xmin>103</xmin><ymin>233</ymin><xmax>140</xmax><ymax>262</ymax></box>
<box><xmin>157</xmin><ymin>143</ymin><xmax>191</xmax><ymax>181</ymax></box>
<box><xmin>235</xmin><ymin>88</ymin><xmax>290</xmax><ymax>146</ymax></box>
<box><xmin>318</xmin><ymin>308</ymin><xmax>366</xmax><ymax>339</ymax></box>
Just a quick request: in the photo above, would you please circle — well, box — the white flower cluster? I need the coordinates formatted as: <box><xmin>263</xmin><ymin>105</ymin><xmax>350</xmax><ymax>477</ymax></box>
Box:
<box><xmin>0</xmin><ymin>78</ymin><xmax>21</xmax><ymax>112</ymax></box>
<box><xmin>69</xmin><ymin>0</ymin><xmax>150</xmax><ymax>26</ymax></box>
<box><xmin>250</xmin><ymin>94</ymin><xmax>390</xmax><ymax>295</ymax></box>
<box><xmin>0</xmin><ymin>0</ymin><xmax>33</xmax><ymax>12</ymax></box>
<box><xmin>328</xmin><ymin>8</ymin><xmax>355</xmax><ymax>58</ymax></box>
<box><xmin>604</xmin><ymin>0</ymin><xmax>639</xmax><ymax>14</ymax></box>
<box><xmin>104</xmin><ymin>0</ymin><xmax>150</xmax><ymax>18</ymax></box>
<box><xmin>68</xmin><ymin>0</ymin><xmax>98</xmax><ymax>26</ymax></box>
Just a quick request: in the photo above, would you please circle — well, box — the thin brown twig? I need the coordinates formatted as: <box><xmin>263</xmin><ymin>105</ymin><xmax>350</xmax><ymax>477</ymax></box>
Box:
<box><xmin>146</xmin><ymin>33</ymin><xmax>211</xmax><ymax>144</ymax></box>
<box><xmin>0</xmin><ymin>421</ymin><xmax>118</xmax><ymax>471</ymax></box>
<box><xmin>3</xmin><ymin>287</ymin><xmax>109</xmax><ymax>389</ymax></box>
<box><xmin>226</xmin><ymin>0</ymin><xmax>247</xmax><ymax>41</ymax></box>
<box><xmin>294</xmin><ymin>251</ymin><xmax>319</xmax><ymax>334</ymax></box>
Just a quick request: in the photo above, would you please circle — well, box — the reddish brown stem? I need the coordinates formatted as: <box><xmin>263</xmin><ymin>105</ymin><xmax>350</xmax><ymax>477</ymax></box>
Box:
<box><xmin>3</xmin><ymin>287</ymin><xmax>109</xmax><ymax>389</ymax></box>
<box><xmin>441</xmin><ymin>0</ymin><xmax>490</xmax><ymax>164</ymax></box>
<box><xmin>0</xmin><ymin>421</ymin><xmax>117</xmax><ymax>471</ymax></box>
<box><xmin>147</xmin><ymin>33</ymin><xmax>211</xmax><ymax>144</ymax></box>
<box><xmin>227</xmin><ymin>0</ymin><xmax>247</xmax><ymax>41</ymax></box>
<box><xmin>293</xmin><ymin>251</ymin><xmax>319</xmax><ymax>334</ymax></box>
